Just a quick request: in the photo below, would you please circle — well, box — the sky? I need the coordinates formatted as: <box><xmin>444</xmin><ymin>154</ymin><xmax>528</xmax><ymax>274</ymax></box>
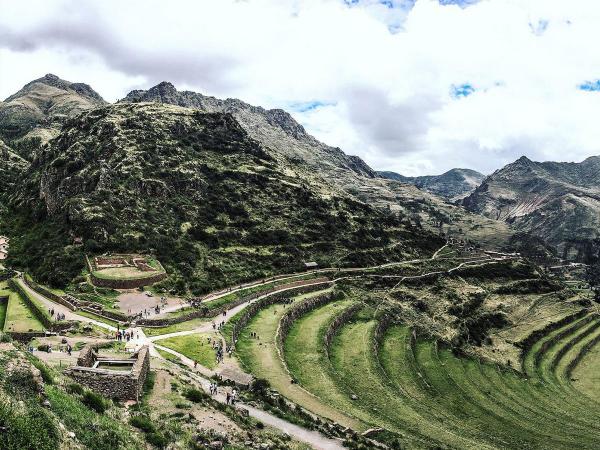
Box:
<box><xmin>1</xmin><ymin>0</ymin><xmax>600</xmax><ymax>176</ymax></box>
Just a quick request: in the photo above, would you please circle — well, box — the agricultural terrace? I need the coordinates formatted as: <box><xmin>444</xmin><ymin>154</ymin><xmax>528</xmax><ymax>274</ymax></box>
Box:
<box><xmin>0</xmin><ymin>281</ymin><xmax>44</xmax><ymax>333</ymax></box>
<box><xmin>229</xmin><ymin>257</ymin><xmax>600</xmax><ymax>449</ymax></box>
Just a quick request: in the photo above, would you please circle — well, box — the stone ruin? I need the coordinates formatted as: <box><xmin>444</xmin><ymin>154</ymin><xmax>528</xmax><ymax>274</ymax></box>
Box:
<box><xmin>93</xmin><ymin>254</ymin><xmax>155</xmax><ymax>272</ymax></box>
<box><xmin>65</xmin><ymin>345</ymin><xmax>150</xmax><ymax>401</ymax></box>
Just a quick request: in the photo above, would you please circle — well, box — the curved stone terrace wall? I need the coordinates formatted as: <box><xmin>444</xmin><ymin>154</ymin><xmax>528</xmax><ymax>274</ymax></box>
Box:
<box><xmin>226</xmin><ymin>281</ymin><xmax>333</xmax><ymax>349</ymax></box>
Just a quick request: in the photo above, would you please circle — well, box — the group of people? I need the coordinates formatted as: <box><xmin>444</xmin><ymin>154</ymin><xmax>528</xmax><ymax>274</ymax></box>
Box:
<box><xmin>209</xmin><ymin>382</ymin><xmax>219</xmax><ymax>395</ymax></box>
<box><xmin>48</xmin><ymin>308</ymin><xmax>66</xmax><ymax>321</ymax></box>
<box><xmin>226</xmin><ymin>388</ymin><xmax>238</xmax><ymax>405</ymax></box>
<box><xmin>115</xmin><ymin>327</ymin><xmax>138</xmax><ymax>342</ymax></box>
<box><xmin>212</xmin><ymin>320</ymin><xmax>226</xmax><ymax>331</ymax></box>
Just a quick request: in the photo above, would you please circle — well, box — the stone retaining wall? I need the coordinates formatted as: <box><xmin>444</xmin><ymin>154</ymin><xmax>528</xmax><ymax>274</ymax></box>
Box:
<box><xmin>323</xmin><ymin>303</ymin><xmax>362</xmax><ymax>357</ymax></box>
<box><xmin>276</xmin><ymin>291</ymin><xmax>335</xmax><ymax>360</ymax></box>
<box><xmin>532</xmin><ymin>314</ymin><xmax>594</xmax><ymax>371</ymax></box>
<box><xmin>227</xmin><ymin>282</ymin><xmax>332</xmax><ymax>349</ymax></box>
<box><xmin>517</xmin><ymin>309</ymin><xmax>588</xmax><ymax>369</ymax></box>
<box><xmin>89</xmin><ymin>271</ymin><xmax>167</xmax><ymax>290</ymax></box>
<box><xmin>66</xmin><ymin>346</ymin><xmax>150</xmax><ymax>400</ymax></box>
<box><xmin>565</xmin><ymin>332</ymin><xmax>600</xmax><ymax>379</ymax></box>
<box><xmin>8</xmin><ymin>331</ymin><xmax>48</xmax><ymax>342</ymax></box>
<box><xmin>23</xmin><ymin>275</ymin><xmax>78</xmax><ymax>311</ymax></box>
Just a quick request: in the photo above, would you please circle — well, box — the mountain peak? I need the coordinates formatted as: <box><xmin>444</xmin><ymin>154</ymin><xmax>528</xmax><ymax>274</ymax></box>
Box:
<box><xmin>514</xmin><ymin>155</ymin><xmax>533</xmax><ymax>165</ymax></box>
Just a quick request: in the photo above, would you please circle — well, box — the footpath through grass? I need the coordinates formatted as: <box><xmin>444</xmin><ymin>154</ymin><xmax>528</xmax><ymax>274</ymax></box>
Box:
<box><xmin>155</xmin><ymin>333</ymin><xmax>217</xmax><ymax>369</ymax></box>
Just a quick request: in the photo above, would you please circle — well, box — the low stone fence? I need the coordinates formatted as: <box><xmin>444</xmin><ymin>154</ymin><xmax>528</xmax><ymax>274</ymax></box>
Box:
<box><xmin>227</xmin><ymin>281</ymin><xmax>333</xmax><ymax>349</ymax></box>
<box><xmin>66</xmin><ymin>346</ymin><xmax>150</xmax><ymax>401</ymax></box>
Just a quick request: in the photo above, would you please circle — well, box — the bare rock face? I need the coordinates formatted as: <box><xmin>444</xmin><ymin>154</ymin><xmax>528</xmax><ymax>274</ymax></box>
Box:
<box><xmin>462</xmin><ymin>155</ymin><xmax>600</xmax><ymax>260</ymax></box>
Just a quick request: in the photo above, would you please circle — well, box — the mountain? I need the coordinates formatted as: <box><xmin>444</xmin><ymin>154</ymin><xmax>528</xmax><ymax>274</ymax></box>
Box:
<box><xmin>121</xmin><ymin>82</ymin><xmax>376</xmax><ymax>186</ymax></box>
<box><xmin>462</xmin><ymin>155</ymin><xmax>600</xmax><ymax>260</ymax></box>
<box><xmin>120</xmin><ymin>82</ymin><xmax>512</xmax><ymax>248</ymax></box>
<box><xmin>0</xmin><ymin>73</ymin><xmax>106</xmax><ymax>157</ymax></box>
<box><xmin>378</xmin><ymin>168</ymin><xmax>485</xmax><ymax>201</ymax></box>
<box><xmin>0</xmin><ymin>75</ymin><xmax>515</xmax><ymax>289</ymax></box>
<box><xmin>0</xmin><ymin>138</ymin><xmax>28</xmax><ymax>200</ymax></box>
<box><xmin>4</xmin><ymin>101</ymin><xmax>443</xmax><ymax>289</ymax></box>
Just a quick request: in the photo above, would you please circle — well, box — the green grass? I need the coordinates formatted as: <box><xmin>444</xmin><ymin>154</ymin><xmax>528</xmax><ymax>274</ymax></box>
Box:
<box><xmin>3</xmin><ymin>290</ymin><xmax>44</xmax><ymax>332</ymax></box>
<box><xmin>45</xmin><ymin>385</ymin><xmax>143</xmax><ymax>450</ymax></box>
<box><xmin>572</xmin><ymin>335</ymin><xmax>600</xmax><ymax>402</ymax></box>
<box><xmin>142</xmin><ymin>317</ymin><xmax>209</xmax><ymax>337</ymax></box>
<box><xmin>235</xmin><ymin>289</ymin><xmax>359</xmax><ymax>429</ymax></box>
<box><xmin>155</xmin><ymin>333</ymin><xmax>218</xmax><ymax>369</ymax></box>
<box><xmin>283</xmin><ymin>300</ymin><xmax>363</xmax><ymax>427</ymax></box>
<box><xmin>75</xmin><ymin>310</ymin><xmax>119</xmax><ymax>328</ymax></box>
<box><xmin>0</xmin><ymin>295</ymin><xmax>7</xmax><ymax>330</ymax></box>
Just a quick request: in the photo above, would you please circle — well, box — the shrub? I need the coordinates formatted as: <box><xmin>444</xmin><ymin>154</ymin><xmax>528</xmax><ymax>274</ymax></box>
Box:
<box><xmin>130</xmin><ymin>415</ymin><xmax>156</xmax><ymax>433</ymax></box>
<box><xmin>184</xmin><ymin>388</ymin><xmax>208</xmax><ymax>403</ymax></box>
<box><xmin>146</xmin><ymin>432</ymin><xmax>168</xmax><ymax>448</ymax></box>
<box><xmin>82</xmin><ymin>391</ymin><xmax>108</xmax><ymax>414</ymax></box>
<box><xmin>0</xmin><ymin>333</ymin><xmax>12</xmax><ymax>343</ymax></box>
<box><xmin>66</xmin><ymin>383</ymin><xmax>84</xmax><ymax>396</ymax></box>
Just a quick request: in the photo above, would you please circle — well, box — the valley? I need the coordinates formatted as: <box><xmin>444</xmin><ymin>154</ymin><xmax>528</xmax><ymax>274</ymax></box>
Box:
<box><xmin>1</xmin><ymin>74</ymin><xmax>599</xmax><ymax>450</ymax></box>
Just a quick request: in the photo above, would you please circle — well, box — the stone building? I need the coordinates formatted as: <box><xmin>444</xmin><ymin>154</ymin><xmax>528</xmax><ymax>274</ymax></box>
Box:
<box><xmin>65</xmin><ymin>345</ymin><xmax>150</xmax><ymax>401</ymax></box>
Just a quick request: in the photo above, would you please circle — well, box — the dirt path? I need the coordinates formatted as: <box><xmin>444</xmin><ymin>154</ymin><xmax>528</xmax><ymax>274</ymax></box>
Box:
<box><xmin>15</xmin><ymin>277</ymin><xmax>117</xmax><ymax>332</ymax></box>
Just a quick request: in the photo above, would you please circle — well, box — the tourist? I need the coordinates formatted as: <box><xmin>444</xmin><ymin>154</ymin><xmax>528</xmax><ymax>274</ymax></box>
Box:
<box><xmin>67</xmin><ymin>343</ymin><xmax>72</xmax><ymax>356</ymax></box>
<box><xmin>226</xmin><ymin>392</ymin><xmax>231</xmax><ymax>405</ymax></box>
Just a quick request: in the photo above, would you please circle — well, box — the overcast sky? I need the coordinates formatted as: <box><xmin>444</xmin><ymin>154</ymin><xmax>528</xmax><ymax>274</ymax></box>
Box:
<box><xmin>2</xmin><ymin>0</ymin><xmax>600</xmax><ymax>176</ymax></box>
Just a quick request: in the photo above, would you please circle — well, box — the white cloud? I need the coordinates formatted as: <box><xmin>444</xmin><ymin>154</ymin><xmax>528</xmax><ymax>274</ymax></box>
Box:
<box><xmin>1</xmin><ymin>0</ymin><xmax>600</xmax><ymax>175</ymax></box>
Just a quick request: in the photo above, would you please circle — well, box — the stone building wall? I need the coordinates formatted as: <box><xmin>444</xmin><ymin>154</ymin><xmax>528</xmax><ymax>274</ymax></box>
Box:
<box><xmin>66</xmin><ymin>346</ymin><xmax>150</xmax><ymax>401</ymax></box>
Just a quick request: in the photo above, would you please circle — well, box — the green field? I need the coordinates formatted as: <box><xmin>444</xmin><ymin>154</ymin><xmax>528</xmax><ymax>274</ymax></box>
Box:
<box><xmin>155</xmin><ymin>333</ymin><xmax>217</xmax><ymax>369</ymax></box>
<box><xmin>232</xmin><ymin>284</ymin><xmax>600</xmax><ymax>448</ymax></box>
<box><xmin>143</xmin><ymin>317</ymin><xmax>209</xmax><ymax>337</ymax></box>
<box><xmin>3</xmin><ymin>290</ymin><xmax>44</xmax><ymax>332</ymax></box>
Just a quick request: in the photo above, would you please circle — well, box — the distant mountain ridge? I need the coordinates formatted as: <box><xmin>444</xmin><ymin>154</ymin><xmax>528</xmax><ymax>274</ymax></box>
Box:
<box><xmin>462</xmin><ymin>155</ymin><xmax>600</xmax><ymax>260</ymax></box>
<box><xmin>378</xmin><ymin>168</ymin><xmax>485</xmax><ymax>201</ymax></box>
